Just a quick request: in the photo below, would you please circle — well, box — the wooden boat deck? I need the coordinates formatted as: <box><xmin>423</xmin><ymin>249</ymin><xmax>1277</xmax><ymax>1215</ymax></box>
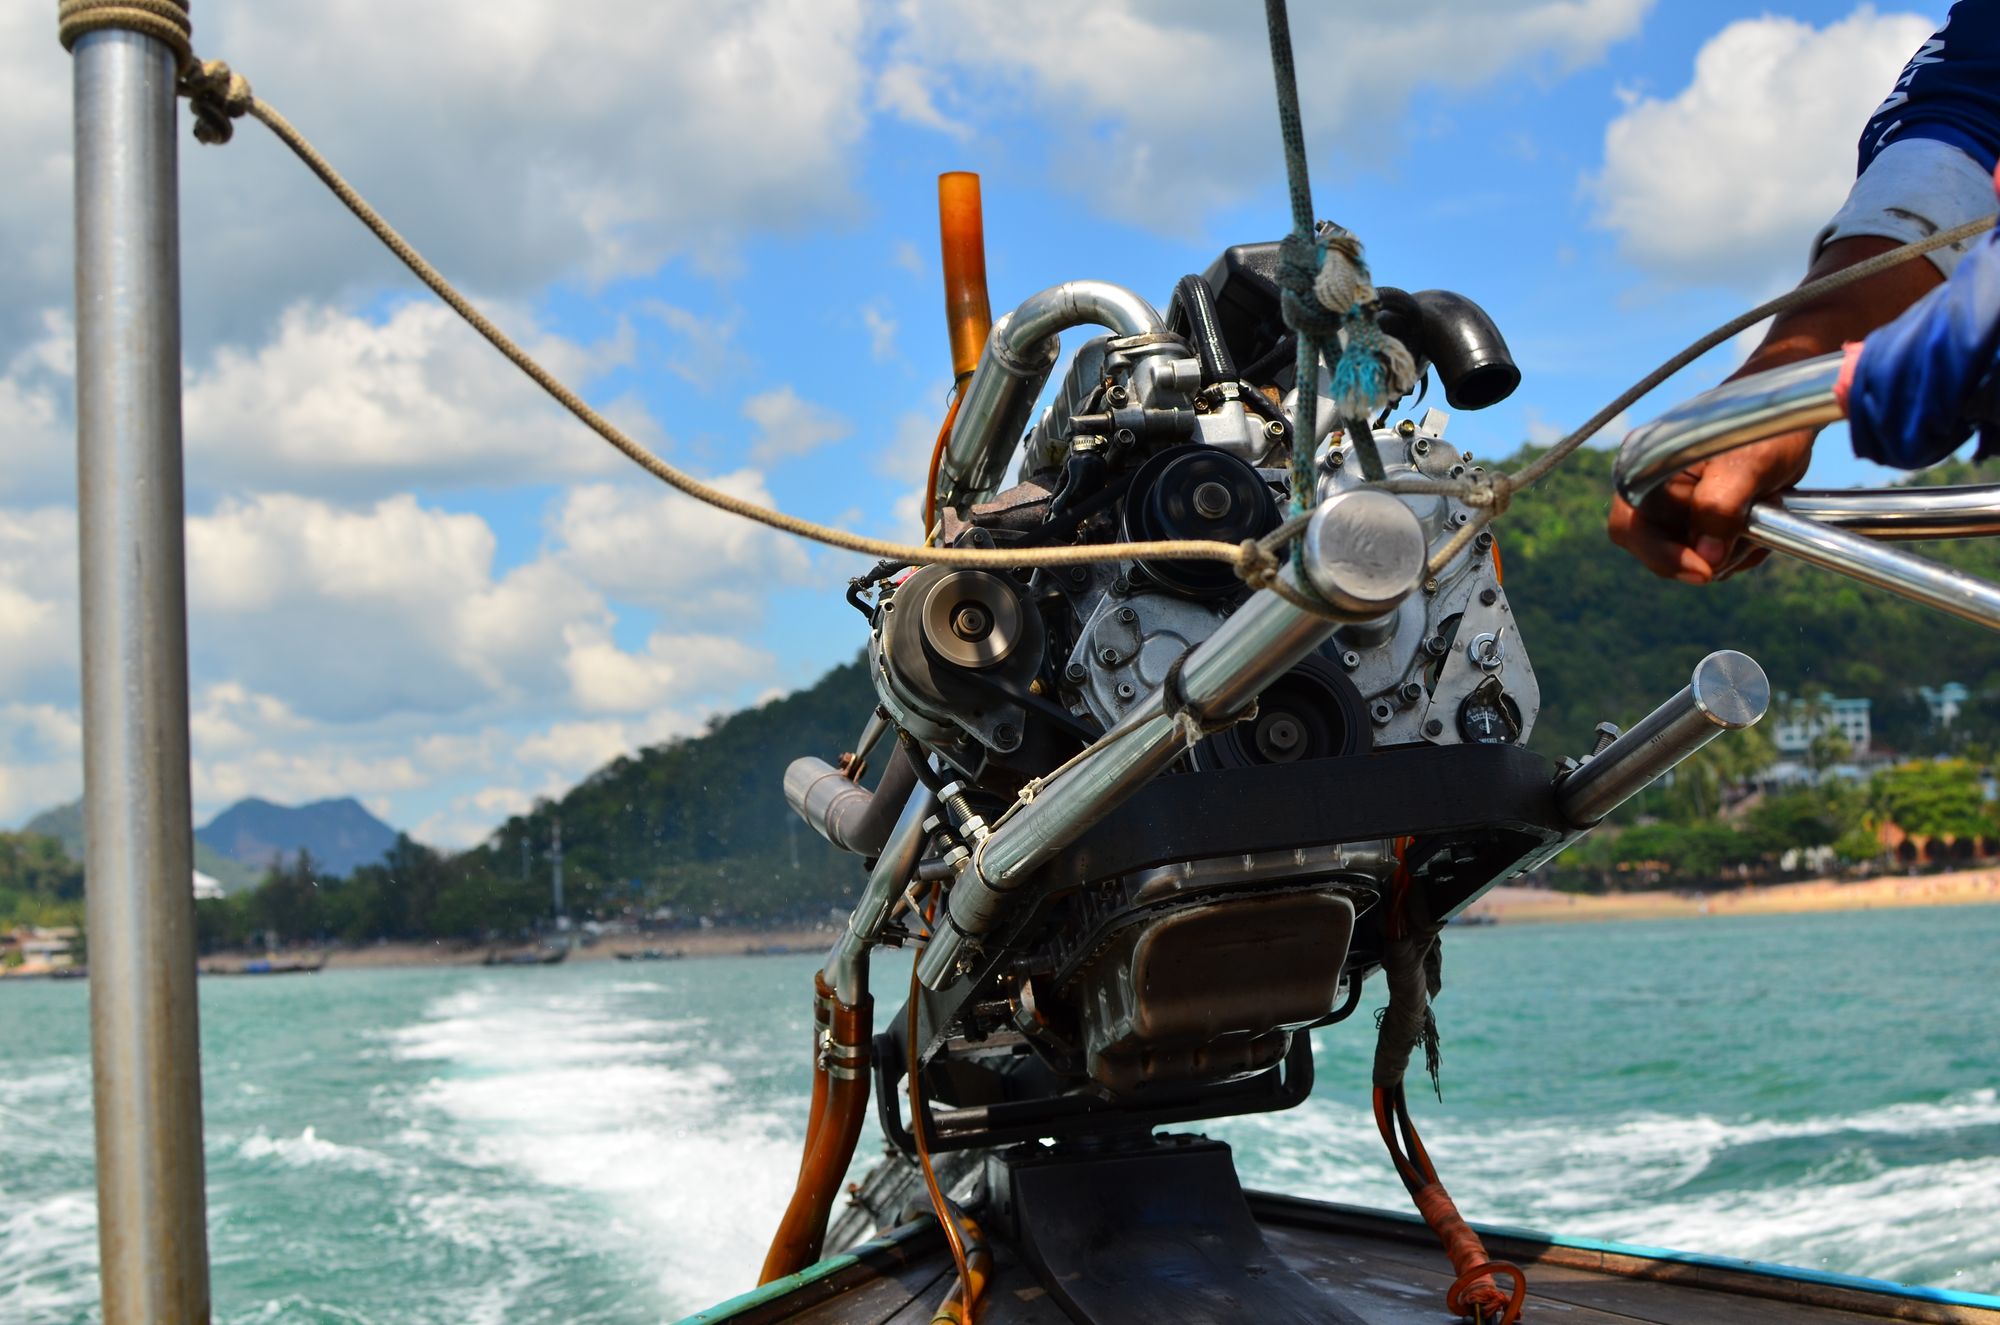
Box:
<box><xmin>690</xmin><ymin>1190</ymin><xmax>2000</xmax><ymax>1325</ymax></box>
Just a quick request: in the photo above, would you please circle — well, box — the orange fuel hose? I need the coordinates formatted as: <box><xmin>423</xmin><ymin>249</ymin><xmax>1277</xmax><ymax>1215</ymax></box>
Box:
<box><xmin>912</xmin><ymin>889</ymin><xmax>977</xmax><ymax>1322</ymax></box>
<box><xmin>922</xmin><ymin>392</ymin><xmax>963</xmax><ymax>540</ymax></box>
<box><xmin>927</xmin><ymin>1206</ymin><xmax>991</xmax><ymax>1325</ymax></box>
<box><xmin>1373</xmin><ymin>1081</ymin><xmax>1525</xmax><ymax>1323</ymax></box>
<box><xmin>760</xmin><ymin>981</ymin><xmax>873</xmax><ymax>1283</ymax></box>
<box><xmin>796</xmin><ymin>976</ymin><xmax>832</xmax><ymax>1178</ymax></box>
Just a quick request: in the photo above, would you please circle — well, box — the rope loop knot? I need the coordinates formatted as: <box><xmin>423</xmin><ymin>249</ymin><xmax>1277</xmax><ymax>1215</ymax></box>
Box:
<box><xmin>182</xmin><ymin>58</ymin><xmax>254</xmax><ymax>144</ymax></box>
<box><xmin>57</xmin><ymin>0</ymin><xmax>191</xmax><ymax>67</ymax></box>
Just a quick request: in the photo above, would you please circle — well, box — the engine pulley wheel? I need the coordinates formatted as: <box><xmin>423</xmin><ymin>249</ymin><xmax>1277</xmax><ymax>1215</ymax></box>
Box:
<box><xmin>1121</xmin><ymin>445</ymin><xmax>1279</xmax><ymax>598</ymax></box>
<box><xmin>920</xmin><ymin>569</ymin><xmax>1025</xmax><ymax>670</ymax></box>
<box><xmin>1196</xmin><ymin>650</ymin><xmax>1368</xmax><ymax>769</ymax></box>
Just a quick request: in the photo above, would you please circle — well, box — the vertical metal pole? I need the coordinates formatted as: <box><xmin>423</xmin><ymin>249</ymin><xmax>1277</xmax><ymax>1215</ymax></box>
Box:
<box><xmin>72</xmin><ymin>28</ymin><xmax>211</xmax><ymax>1325</ymax></box>
<box><xmin>551</xmin><ymin>816</ymin><xmax>564</xmax><ymax>919</ymax></box>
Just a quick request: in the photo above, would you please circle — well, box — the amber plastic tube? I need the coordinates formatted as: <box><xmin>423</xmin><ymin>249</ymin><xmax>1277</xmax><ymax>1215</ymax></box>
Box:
<box><xmin>759</xmin><ymin>990</ymin><xmax>873</xmax><ymax>1282</ymax></box>
<box><xmin>938</xmin><ymin>172</ymin><xmax>993</xmax><ymax>383</ymax></box>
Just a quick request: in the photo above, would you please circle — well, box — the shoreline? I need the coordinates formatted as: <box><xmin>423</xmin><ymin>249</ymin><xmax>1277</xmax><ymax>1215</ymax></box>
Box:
<box><xmin>200</xmin><ymin>925</ymin><xmax>841</xmax><ymax>974</ymax></box>
<box><xmin>1462</xmin><ymin>866</ymin><xmax>2000</xmax><ymax>926</ymax></box>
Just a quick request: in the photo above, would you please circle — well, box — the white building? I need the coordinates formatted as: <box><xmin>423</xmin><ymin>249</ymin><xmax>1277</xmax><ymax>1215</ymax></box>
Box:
<box><xmin>192</xmin><ymin>869</ymin><xmax>225</xmax><ymax>902</ymax></box>
<box><xmin>1920</xmin><ymin>682</ymin><xmax>1970</xmax><ymax>728</ymax></box>
<box><xmin>1772</xmin><ymin>693</ymin><xmax>1871</xmax><ymax>756</ymax></box>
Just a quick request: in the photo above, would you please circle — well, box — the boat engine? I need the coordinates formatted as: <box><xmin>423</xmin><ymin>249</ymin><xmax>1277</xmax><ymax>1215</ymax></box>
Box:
<box><xmin>777</xmin><ymin>235</ymin><xmax>1766</xmax><ymax>1195</ymax></box>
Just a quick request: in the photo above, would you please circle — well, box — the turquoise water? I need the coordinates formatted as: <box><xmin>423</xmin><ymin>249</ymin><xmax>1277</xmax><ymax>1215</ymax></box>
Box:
<box><xmin>3</xmin><ymin>907</ymin><xmax>1998</xmax><ymax>1322</ymax></box>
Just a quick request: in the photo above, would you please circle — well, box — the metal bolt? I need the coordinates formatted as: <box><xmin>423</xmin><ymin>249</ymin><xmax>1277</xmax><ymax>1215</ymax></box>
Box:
<box><xmin>1399</xmin><ymin>681</ymin><xmax>1424</xmax><ymax>705</ymax></box>
<box><xmin>1324</xmin><ymin>449</ymin><xmax>1345</xmax><ymax>470</ymax></box>
<box><xmin>1410</xmin><ymin>437</ymin><xmax>1431</xmax><ymax>458</ymax></box>
<box><xmin>992</xmin><ymin>723</ymin><xmax>1021</xmax><ymax>751</ymax></box>
<box><xmin>1111</xmin><ymin>575</ymin><xmax>1131</xmax><ymax>596</ymax></box>
<box><xmin>951</xmin><ymin>603</ymin><xmax>992</xmax><ymax>641</ymax></box>
<box><xmin>1422</xmin><ymin>577</ymin><xmax>1440</xmax><ymax>595</ymax></box>
<box><xmin>1424</xmin><ymin>718</ymin><xmax>1444</xmax><ymax>737</ymax></box>
<box><xmin>1265</xmin><ymin>418</ymin><xmax>1287</xmax><ymax>439</ymax></box>
<box><xmin>1423</xmin><ymin>635</ymin><xmax>1448</xmax><ymax>658</ymax></box>
<box><xmin>1064</xmin><ymin>661</ymin><xmax>1087</xmax><ymax>683</ymax></box>
<box><xmin>1113</xmin><ymin>428</ymin><xmax>1138</xmax><ymax>448</ymax></box>
<box><xmin>1340</xmin><ymin>650</ymin><xmax>1361</xmax><ymax>670</ymax></box>
<box><xmin>1115</xmin><ymin>682</ymin><xmax>1136</xmax><ymax>701</ymax></box>
<box><xmin>1396</xmin><ymin>419</ymin><xmax>1417</xmax><ymax>438</ymax></box>
<box><xmin>1106</xmin><ymin>385</ymin><xmax>1129</xmax><ymax>407</ymax></box>
<box><xmin>1115</xmin><ymin>605</ymin><xmax>1138</xmax><ymax>624</ymax></box>
<box><xmin>1099</xmin><ymin>647</ymin><xmax>1120</xmax><ymax>665</ymax></box>
<box><xmin>922</xmin><ymin>814</ymin><xmax>946</xmax><ymax>834</ymax></box>
<box><xmin>1449</xmin><ymin>511</ymin><xmax>1471</xmax><ymax>528</ymax></box>
<box><xmin>1449</xmin><ymin>464</ymin><xmax>1466</xmax><ymax>479</ymax></box>
<box><xmin>1479</xmin><ymin>587</ymin><xmax>1498</xmax><ymax>606</ymax></box>
<box><xmin>1474</xmin><ymin>531</ymin><xmax>1494</xmax><ymax>553</ymax></box>
<box><xmin>1192</xmin><ymin>481</ymin><xmax>1233</xmax><ymax>520</ymax></box>
<box><xmin>1593</xmin><ymin>721</ymin><xmax>1622</xmax><ymax>754</ymax></box>
<box><xmin>1369</xmin><ymin>700</ymin><xmax>1395</xmax><ymax>725</ymax></box>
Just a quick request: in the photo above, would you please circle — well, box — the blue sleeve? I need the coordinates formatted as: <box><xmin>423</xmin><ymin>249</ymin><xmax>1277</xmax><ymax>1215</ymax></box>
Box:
<box><xmin>1847</xmin><ymin>226</ymin><xmax>2000</xmax><ymax>469</ymax></box>
<box><xmin>1859</xmin><ymin>2</ymin><xmax>2000</xmax><ymax>176</ymax></box>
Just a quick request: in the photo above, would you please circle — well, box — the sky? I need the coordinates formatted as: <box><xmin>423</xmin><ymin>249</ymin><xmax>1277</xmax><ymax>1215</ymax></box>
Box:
<box><xmin>0</xmin><ymin>0</ymin><xmax>1954</xmax><ymax>845</ymax></box>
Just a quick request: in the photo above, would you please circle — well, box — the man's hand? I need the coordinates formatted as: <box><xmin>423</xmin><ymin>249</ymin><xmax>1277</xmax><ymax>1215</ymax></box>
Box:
<box><xmin>1607</xmin><ymin>236</ymin><xmax>1943</xmax><ymax>581</ymax></box>
<box><xmin>1607</xmin><ymin>431</ymin><xmax>1813</xmax><ymax>582</ymax></box>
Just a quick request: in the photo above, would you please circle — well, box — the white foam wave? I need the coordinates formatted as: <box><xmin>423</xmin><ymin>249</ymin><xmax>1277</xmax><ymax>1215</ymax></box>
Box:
<box><xmin>1222</xmin><ymin>1087</ymin><xmax>2000</xmax><ymax>1290</ymax></box>
<box><xmin>392</xmin><ymin>983</ymin><xmax>806</xmax><ymax>1314</ymax></box>
<box><xmin>236</xmin><ymin>1126</ymin><xmax>400</xmax><ymax>1175</ymax></box>
<box><xmin>0</xmin><ymin>1189</ymin><xmax>99</xmax><ymax>1322</ymax></box>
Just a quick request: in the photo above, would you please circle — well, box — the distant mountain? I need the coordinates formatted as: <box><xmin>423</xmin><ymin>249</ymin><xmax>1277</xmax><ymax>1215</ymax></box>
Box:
<box><xmin>196</xmin><ymin>797</ymin><xmax>399</xmax><ymax>877</ymax></box>
<box><xmin>26</xmin><ymin>798</ymin><xmax>261</xmax><ymax>895</ymax></box>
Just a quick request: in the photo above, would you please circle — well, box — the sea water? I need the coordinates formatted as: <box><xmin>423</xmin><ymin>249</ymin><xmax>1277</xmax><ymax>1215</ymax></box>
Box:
<box><xmin>3</xmin><ymin>906</ymin><xmax>1998</xmax><ymax>1323</ymax></box>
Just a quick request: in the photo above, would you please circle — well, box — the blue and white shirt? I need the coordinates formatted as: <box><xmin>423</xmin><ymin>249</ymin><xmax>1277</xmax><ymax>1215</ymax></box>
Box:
<box><xmin>1821</xmin><ymin>1</ymin><xmax>2000</xmax><ymax>277</ymax></box>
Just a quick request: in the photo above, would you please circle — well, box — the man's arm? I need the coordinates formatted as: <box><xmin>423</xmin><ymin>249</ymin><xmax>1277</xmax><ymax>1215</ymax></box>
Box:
<box><xmin>1607</xmin><ymin>236</ymin><xmax>1942</xmax><ymax>583</ymax></box>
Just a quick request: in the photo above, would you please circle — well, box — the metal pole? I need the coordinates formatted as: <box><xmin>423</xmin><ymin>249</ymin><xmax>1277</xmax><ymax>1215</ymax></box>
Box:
<box><xmin>72</xmin><ymin>27</ymin><xmax>211</xmax><ymax>1325</ymax></box>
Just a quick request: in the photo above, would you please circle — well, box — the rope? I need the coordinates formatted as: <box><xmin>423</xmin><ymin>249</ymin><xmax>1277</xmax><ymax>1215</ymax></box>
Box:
<box><xmin>53</xmin><ymin>15</ymin><xmax>1302</xmax><ymax>598</ymax></box>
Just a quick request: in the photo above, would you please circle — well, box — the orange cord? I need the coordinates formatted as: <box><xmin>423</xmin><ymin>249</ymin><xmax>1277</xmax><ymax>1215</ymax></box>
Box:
<box><xmin>922</xmin><ymin>391</ymin><xmax>963</xmax><ymax>540</ymax></box>
<box><xmin>910</xmin><ymin>888</ymin><xmax>976</xmax><ymax>1321</ymax></box>
<box><xmin>1374</xmin><ymin>1082</ymin><xmax>1525</xmax><ymax>1324</ymax></box>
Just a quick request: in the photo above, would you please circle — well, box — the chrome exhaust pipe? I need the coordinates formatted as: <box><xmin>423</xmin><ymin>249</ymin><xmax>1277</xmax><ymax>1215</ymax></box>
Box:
<box><xmin>1556</xmin><ymin>650</ymin><xmax>1770</xmax><ymax>827</ymax></box>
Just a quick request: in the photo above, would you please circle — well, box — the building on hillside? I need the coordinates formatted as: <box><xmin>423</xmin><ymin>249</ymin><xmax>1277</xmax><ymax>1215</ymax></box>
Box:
<box><xmin>1772</xmin><ymin>692</ymin><xmax>1871</xmax><ymax>757</ymax></box>
<box><xmin>1919</xmin><ymin>682</ymin><xmax>1971</xmax><ymax>729</ymax></box>
<box><xmin>192</xmin><ymin>870</ymin><xmax>225</xmax><ymax>902</ymax></box>
<box><xmin>11</xmin><ymin>926</ymin><xmax>79</xmax><ymax>972</ymax></box>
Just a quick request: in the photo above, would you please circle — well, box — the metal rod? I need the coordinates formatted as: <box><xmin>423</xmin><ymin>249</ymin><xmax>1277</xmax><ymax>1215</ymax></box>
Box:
<box><xmin>917</xmin><ymin>489</ymin><xmax>1427</xmax><ymax>989</ymax></box>
<box><xmin>1557</xmin><ymin>651</ymin><xmax>1770</xmax><ymax>827</ymax></box>
<box><xmin>1614</xmin><ymin>353</ymin><xmax>1844</xmax><ymax>507</ymax></box>
<box><xmin>825</xmin><ymin>783</ymin><xmax>938</xmax><ymax>1007</ymax></box>
<box><xmin>72</xmin><ymin>28</ymin><xmax>212</xmax><ymax>1325</ymax></box>
<box><xmin>1778</xmin><ymin>484</ymin><xmax>2000</xmax><ymax>541</ymax></box>
<box><xmin>1746</xmin><ymin>503</ymin><xmax>2000</xmax><ymax>632</ymax></box>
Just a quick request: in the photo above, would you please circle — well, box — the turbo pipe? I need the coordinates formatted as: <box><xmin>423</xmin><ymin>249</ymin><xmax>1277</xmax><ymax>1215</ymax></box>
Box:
<box><xmin>1778</xmin><ymin>485</ymin><xmax>2000</xmax><ymax>541</ymax></box>
<box><xmin>939</xmin><ymin>280</ymin><xmax>1164</xmax><ymax>509</ymax></box>
<box><xmin>916</xmin><ymin>488</ymin><xmax>1430</xmax><ymax>990</ymax></box>
<box><xmin>784</xmin><ymin>745</ymin><xmax>919</xmax><ymax>855</ymax></box>
<box><xmin>1746</xmin><ymin>503</ymin><xmax>2000</xmax><ymax>632</ymax></box>
<box><xmin>1556</xmin><ymin>650</ymin><xmax>1770</xmax><ymax>827</ymax></box>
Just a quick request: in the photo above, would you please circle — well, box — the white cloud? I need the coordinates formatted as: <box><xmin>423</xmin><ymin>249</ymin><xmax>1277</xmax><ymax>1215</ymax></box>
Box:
<box><xmin>874</xmin><ymin>62</ymin><xmax>972</xmax><ymax>140</ymax></box>
<box><xmin>876</xmin><ymin>409</ymin><xmax>942</xmax><ymax>535</ymax></box>
<box><xmin>0</xmin><ymin>1</ymin><xmax>874</xmax><ymax>358</ymax></box>
<box><xmin>1592</xmin><ymin>8</ymin><xmax>1936</xmax><ymax>286</ymax></box>
<box><xmin>183</xmin><ymin>299</ymin><xmax>642</xmax><ymax>499</ymax></box>
<box><xmin>0</xmin><ymin>703</ymin><xmax>83</xmax><ymax>826</ymax></box>
<box><xmin>0</xmin><ymin>312</ymin><xmax>76</xmax><ymax>504</ymax></box>
<box><xmin>889</xmin><ymin>0</ymin><xmax>1652</xmax><ymax>231</ymax></box>
<box><xmin>0</xmin><ymin>505</ymin><xmax>77</xmax><ymax>702</ymax></box>
<box><xmin>548</xmin><ymin>475</ymin><xmax>814</xmax><ymax>617</ymax></box>
<box><xmin>862</xmin><ymin>304</ymin><xmax>900</xmax><ymax>363</ymax></box>
<box><xmin>743</xmin><ymin>386</ymin><xmax>852</xmax><ymax>464</ymax></box>
<box><xmin>562</xmin><ymin>627</ymin><xmax>773</xmax><ymax>715</ymax></box>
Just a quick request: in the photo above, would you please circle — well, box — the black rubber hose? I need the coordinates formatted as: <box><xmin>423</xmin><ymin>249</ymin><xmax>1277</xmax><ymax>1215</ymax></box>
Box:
<box><xmin>1173</xmin><ymin>274</ymin><xmax>1238</xmax><ymax>386</ymax></box>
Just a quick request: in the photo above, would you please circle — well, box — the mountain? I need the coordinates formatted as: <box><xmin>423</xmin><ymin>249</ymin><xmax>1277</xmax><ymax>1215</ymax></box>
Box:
<box><xmin>25</xmin><ymin>798</ymin><xmax>261</xmax><ymax>895</ymax></box>
<box><xmin>196</xmin><ymin>797</ymin><xmax>399</xmax><ymax>877</ymax></box>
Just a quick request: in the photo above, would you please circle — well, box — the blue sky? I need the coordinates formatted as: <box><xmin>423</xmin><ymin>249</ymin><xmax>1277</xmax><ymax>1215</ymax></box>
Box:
<box><xmin>0</xmin><ymin>0</ymin><xmax>1952</xmax><ymax>843</ymax></box>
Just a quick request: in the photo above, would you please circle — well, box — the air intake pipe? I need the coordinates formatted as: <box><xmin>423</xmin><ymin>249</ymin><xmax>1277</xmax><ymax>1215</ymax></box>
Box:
<box><xmin>784</xmin><ymin>745</ymin><xmax>920</xmax><ymax>856</ymax></box>
<box><xmin>1377</xmin><ymin>287</ymin><xmax>1521</xmax><ymax>412</ymax></box>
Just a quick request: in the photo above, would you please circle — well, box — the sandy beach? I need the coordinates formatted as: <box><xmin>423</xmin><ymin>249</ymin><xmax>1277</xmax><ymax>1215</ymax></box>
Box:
<box><xmin>189</xmin><ymin>924</ymin><xmax>840</xmax><ymax>974</ymax></box>
<box><xmin>1463</xmin><ymin>866</ymin><xmax>2000</xmax><ymax>925</ymax></box>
